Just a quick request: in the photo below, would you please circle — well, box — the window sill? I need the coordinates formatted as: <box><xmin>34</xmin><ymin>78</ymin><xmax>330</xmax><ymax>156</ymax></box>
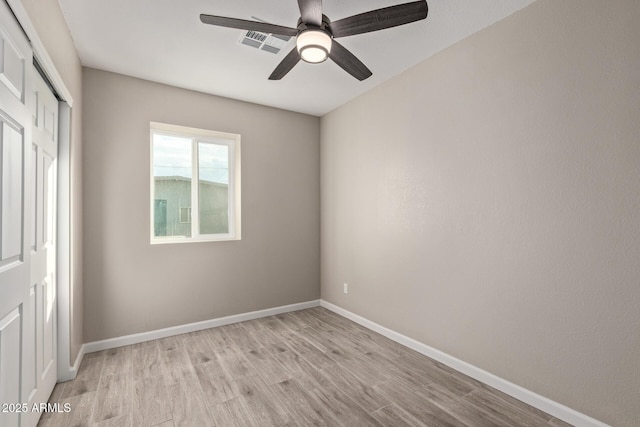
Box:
<box><xmin>150</xmin><ymin>234</ymin><xmax>240</xmax><ymax>245</ymax></box>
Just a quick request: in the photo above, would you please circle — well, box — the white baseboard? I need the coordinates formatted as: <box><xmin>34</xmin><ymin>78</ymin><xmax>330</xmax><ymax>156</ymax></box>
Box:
<box><xmin>83</xmin><ymin>300</ymin><xmax>321</xmax><ymax>355</ymax></box>
<box><xmin>57</xmin><ymin>343</ymin><xmax>86</xmax><ymax>382</ymax></box>
<box><xmin>320</xmin><ymin>300</ymin><xmax>609</xmax><ymax>427</ymax></box>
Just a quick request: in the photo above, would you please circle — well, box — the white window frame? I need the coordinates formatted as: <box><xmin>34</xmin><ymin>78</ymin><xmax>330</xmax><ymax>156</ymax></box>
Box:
<box><xmin>150</xmin><ymin>122</ymin><xmax>241</xmax><ymax>244</ymax></box>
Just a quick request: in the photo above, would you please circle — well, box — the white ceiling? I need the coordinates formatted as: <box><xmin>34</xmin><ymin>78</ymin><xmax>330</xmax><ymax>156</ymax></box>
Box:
<box><xmin>58</xmin><ymin>0</ymin><xmax>536</xmax><ymax>116</ymax></box>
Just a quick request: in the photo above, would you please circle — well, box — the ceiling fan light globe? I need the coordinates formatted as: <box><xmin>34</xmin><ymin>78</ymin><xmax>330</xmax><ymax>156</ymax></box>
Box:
<box><xmin>300</xmin><ymin>46</ymin><xmax>328</xmax><ymax>63</ymax></box>
<box><xmin>297</xmin><ymin>29</ymin><xmax>332</xmax><ymax>63</ymax></box>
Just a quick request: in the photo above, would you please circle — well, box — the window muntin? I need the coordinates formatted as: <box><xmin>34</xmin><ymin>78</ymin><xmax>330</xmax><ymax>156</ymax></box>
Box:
<box><xmin>150</xmin><ymin>123</ymin><xmax>240</xmax><ymax>244</ymax></box>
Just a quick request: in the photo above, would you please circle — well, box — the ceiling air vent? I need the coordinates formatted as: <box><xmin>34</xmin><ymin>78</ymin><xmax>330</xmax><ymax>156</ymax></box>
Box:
<box><xmin>239</xmin><ymin>30</ymin><xmax>293</xmax><ymax>54</ymax></box>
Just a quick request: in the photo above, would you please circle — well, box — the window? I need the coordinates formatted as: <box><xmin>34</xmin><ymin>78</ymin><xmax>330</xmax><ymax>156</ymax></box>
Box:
<box><xmin>179</xmin><ymin>207</ymin><xmax>192</xmax><ymax>224</ymax></box>
<box><xmin>150</xmin><ymin>122</ymin><xmax>241</xmax><ymax>243</ymax></box>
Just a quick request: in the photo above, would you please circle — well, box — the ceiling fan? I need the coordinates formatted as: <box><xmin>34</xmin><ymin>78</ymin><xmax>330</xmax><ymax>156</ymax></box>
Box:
<box><xmin>200</xmin><ymin>0</ymin><xmax>428</xmax><ymax>81</ymax></box>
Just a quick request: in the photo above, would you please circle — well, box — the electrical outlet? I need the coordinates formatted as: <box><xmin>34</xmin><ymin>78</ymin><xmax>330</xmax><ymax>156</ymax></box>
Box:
<box><xmin>343</xmin><ymin>283</ymin><xmax>349</xmax><ymax>294</ymax></box>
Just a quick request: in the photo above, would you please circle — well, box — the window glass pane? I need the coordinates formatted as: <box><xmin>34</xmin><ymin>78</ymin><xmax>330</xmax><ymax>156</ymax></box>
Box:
<box><xmin>153</xmin><ymin>134</ymin><xmax>192</xmax><ymax>237</ymax></box>
<box><xmin>198</xmin><ymin>142</ymin><xmax>229</xmax><ymax>235</ymax></box>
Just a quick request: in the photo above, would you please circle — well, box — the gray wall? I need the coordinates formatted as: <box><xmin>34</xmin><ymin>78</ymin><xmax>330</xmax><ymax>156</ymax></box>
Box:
<box><xmin>20</xmin><ymin>0</ymin><xmax>84</xmax><ymax>364</ymax></box>
<box><xmin>83</xmin><ymin>68</ymin><xmax>320</xmax><ymax>342</ymax></box>
<box><xmin>320</xmin><ymin>1</ymin><xmax>640</xmax><ymax>426</ymax></box>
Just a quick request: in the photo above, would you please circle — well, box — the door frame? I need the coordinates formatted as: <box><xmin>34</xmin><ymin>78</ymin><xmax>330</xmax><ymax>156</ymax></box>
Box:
<box><xmin>5</xmin><ymin>0</ymin><xmax>78</xmax><ymax>381</ymax></box>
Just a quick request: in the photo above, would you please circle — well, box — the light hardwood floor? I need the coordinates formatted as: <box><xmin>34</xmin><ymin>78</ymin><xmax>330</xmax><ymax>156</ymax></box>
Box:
<box><xmin>38</xmin><ymin>307</ymin><xmax>572</xmax><ymax>426</ymax></box>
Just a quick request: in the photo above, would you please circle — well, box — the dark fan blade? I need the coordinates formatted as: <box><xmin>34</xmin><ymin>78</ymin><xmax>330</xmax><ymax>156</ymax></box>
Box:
<box><xmin>329</xmin><ymin>40</ymin><xmax>372</xmax><ymax>81</ymax></box>
<box><xmin>200</xmin><ymin>14</ymin><xmax>298</xmax><ymax>36</ymax></box>
<box><xmin>330</xmin><ymin>0</ymin><xmax>428</xmax><ymax>38</ymax></box>
<box><xmin>297</xmin><ymin>0</ymin><xmax>323</xmax><ymax>27</ymax></box>
<box><xmin>269</xmin><ymin>48</ymin><xmax>301</xmax><ymax>80</ymax></box>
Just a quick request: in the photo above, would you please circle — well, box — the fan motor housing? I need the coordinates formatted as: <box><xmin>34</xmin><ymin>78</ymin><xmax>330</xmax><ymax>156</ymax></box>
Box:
<box><xmin>296</xmin><ymin>15</ymin><xmax>333</xmax><ymax>63</ymax></box>
<box><xmin>297</xmin><ymin>15</ymin><xmax>332</xmax><ymax>33</ymax></box>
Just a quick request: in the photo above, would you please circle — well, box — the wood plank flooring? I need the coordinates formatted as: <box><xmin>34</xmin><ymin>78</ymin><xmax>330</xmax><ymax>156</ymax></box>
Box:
<box><xmin>38</xmin><ymin>307</ymin><xmax>572</xmax><ymax>427</ymax></box>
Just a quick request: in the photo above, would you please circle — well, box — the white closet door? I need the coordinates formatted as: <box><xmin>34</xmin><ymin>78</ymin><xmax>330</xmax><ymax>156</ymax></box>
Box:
<box><xmin>28</xmin><ymin>67</ymin><xmax>59</xmax><ymax>421</ymax></box>
<box><xmin>0</xmin><ymin>1</ymin><xmax>58</xmax><ymax>425</ymax></box>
